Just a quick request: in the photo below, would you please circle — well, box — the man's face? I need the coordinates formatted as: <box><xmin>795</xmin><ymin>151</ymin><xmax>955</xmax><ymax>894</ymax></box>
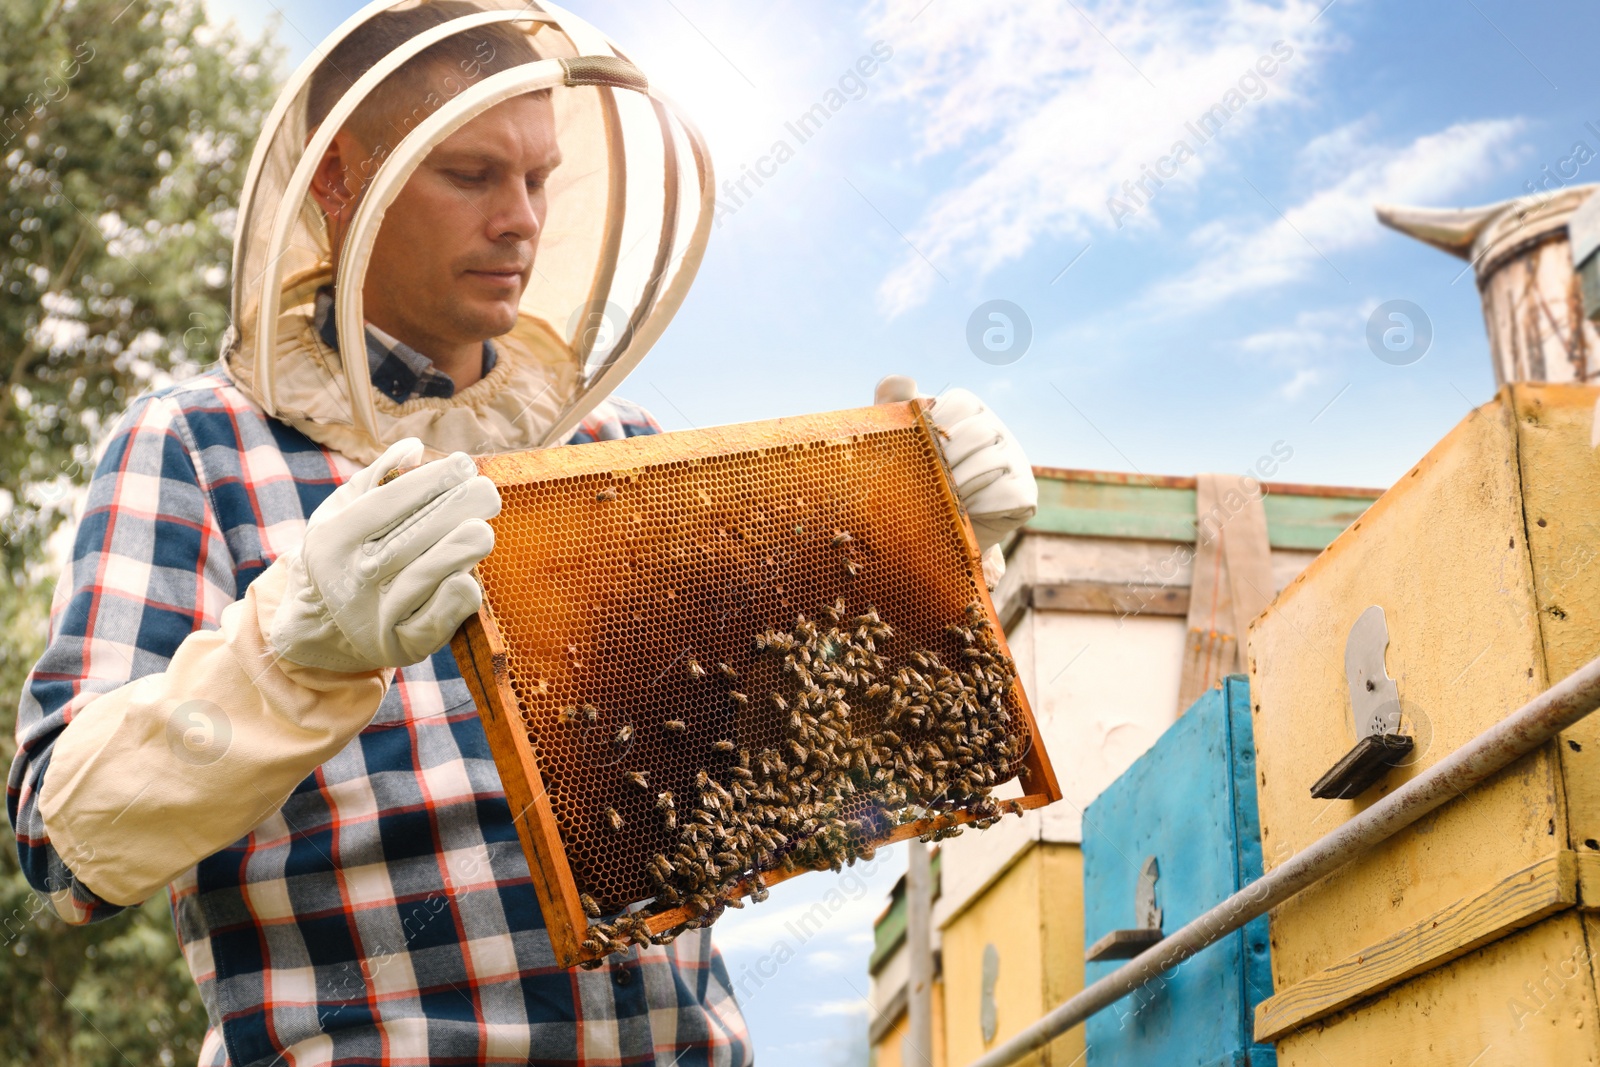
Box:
<box><xmin>360</xmin><ymin>92</ymin><xmax>561</xmax><ymax>354</ymax></box>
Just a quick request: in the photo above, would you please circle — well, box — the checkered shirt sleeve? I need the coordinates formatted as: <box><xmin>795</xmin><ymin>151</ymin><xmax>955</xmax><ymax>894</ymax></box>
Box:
<box><xmin>8</xmin><ymin>387</ymin><xmax>240</xmax><ymax>924</ymax></box>
<box><xmin>8</xmin><ymin>373</ymin><xmax>753</xmax><ymax>1067</ymax></box>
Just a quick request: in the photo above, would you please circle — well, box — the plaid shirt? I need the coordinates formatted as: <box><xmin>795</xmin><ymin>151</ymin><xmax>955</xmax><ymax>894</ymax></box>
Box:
<box><xmin>8</xmin><ymin>359</ymin><xmax>752</xmax><ymax>1066</ymax></box>
<box><xmin>312</xmin><ymin>286</ymin><xmax>498</xmax><ymax>404</ymax></box>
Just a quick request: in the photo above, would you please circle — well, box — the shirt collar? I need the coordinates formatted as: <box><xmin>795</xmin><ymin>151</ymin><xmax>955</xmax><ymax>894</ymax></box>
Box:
<box><xmin>313</xmin><ymin>286</ymin><xmax>498</xmax><ymax>404</ymax></box>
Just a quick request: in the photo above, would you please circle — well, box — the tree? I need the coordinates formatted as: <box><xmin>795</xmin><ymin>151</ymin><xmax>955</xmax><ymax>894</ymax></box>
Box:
<box><xmin>0</xmin><ymin>1</ymin><xmax>280</xmax><ymax>1062</ymax></box>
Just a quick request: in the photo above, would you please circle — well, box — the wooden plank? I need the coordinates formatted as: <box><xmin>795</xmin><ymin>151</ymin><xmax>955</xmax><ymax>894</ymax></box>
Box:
<box><xmin>1512</xmin><ymin>385</ymin><xmax>1600</xmax><ymax>884</ymax></box>
<box><xmin>1254</xmin><ymin>851</ymin><xmax>1578</xmax><ymax>1042</ymax></box>
<box><xmin>1273</xmin><ymin>912</ymin><xmax>1600</xmax><ymax>1067</ymax></box>
<box><xmin>1577</xmin><ymin>851</ymin><xmax>1600</xmax><ymax>908</ymax></box>
<box><xmin>1178</xmin><ymin>475</ymin><xmax>1253</xmax><ymax>712</ymax></box>
<box><xmin>1261</xmin><ymin>492</ymin><xmax>1378</xmax><ymax>552</ymax></box>
<box><xmin>1026</xmin><ymin>468</ymin><xmax>1381</xmax><ymax>550</ymax></box>
<box><xmin>940</xmin><ymin>843</ymin><xmax>1084</xmax><ymax>1067</ymax></box>
<box><xmin>1247</xmin><ymin>387</ymin><xmax>1564</xmax><ymax>995</ymax></box>
<box><xmin>1029</xmin><ymin>580</ymin><xmax>1188</xmax><ymax>617</ymax></box>
<box><xmin>450</xmin><ymin>602</ymin><xmax>589</xmax><ymax>966</ymax></box>
<box><xmin>1083</xmin><ymin>677</ymin><xmax>1273</xmax><ymax>1066</ymax></box>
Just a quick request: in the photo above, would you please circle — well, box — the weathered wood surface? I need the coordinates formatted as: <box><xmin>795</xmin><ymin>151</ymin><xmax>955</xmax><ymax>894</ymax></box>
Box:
<box><xmin>1273</xmin><ymin>913</ymin><xmax>1600</xmax><ymax>1067</ymax></box>
<box><xmin>451</xmin><ymin>603</ymin><xmax>588</xmax><ymax>965</ymax></box>
<box><xmin>1083</xmin><ymin>676</ymin><xmax>1275</xmax><ymax>1067</ymax></box>
<box><xmin>1248</xmin><ymin>386</ymin><xmax>1559</xmax><ymax>994</ymax></box>
<box><xmin>1514</xmin><ymin>387</ymin><xmax>1600</xmax><ymax>889</ymax></box>
<box><xmin>941</xmin><ymin>842</ymin><xmax>1084</xmax><ymax>1067</ymax></box>
<box><xmin>1254</xmin><ymin>852</ymin><xmax>1578</xmax><ymax>1041</ymax></box>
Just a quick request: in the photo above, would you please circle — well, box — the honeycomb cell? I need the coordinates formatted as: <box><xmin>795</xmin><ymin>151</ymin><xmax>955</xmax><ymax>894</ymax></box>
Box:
<box><xmin>463</xmin><ymin>404</ymin><xmax>1051</xmax><ymax>960</ymax></box>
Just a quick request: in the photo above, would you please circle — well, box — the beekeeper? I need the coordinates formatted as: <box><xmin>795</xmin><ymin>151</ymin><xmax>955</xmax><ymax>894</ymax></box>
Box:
<box><xmin>7</xmin><ymin>2</ymin><xmax>1037</xmax><ymax>1064</ymax></box>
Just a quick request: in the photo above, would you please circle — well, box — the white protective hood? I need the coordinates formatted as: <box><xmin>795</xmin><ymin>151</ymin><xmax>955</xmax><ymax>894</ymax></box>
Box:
<box><xmin>221</xmin><ymin>0</ymin><xmax>713</xmax><ymax>464</ymax></box>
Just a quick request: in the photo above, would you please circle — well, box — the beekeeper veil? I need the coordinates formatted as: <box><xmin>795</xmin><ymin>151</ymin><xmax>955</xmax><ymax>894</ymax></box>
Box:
<box><xmin>222</xmin><ymin>0</ymin><xmax>712</xmax><ymax>463</ymax></box>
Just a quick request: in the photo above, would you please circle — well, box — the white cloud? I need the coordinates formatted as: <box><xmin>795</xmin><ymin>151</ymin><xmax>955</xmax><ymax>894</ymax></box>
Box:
<box><xmin>1151</xmin><ymin>118</ymin><xmax>1526</xmax><ymax>310</ymax></box>
<box><xmin>711</xmin><ymin>889</ymin><xmax>888</xmax><ymax>953</ymax></box>
<box><xmin>1238</xmin><ymin>306</ymin><xmax>1360</xmax><ymax>399</ymax></box>
<box><xmin>865</xmin><ymin>0</ymin><xmax>1333</xmax><ymax>315</ymax></box>
<box><xmin>812</xmin><ymin>999</ymin><xmax>872</xmax><ymax>1018</ymax></box>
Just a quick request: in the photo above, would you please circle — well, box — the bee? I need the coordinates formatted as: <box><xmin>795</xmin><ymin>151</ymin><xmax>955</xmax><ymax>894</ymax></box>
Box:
<box><xmin>582</xmin><ymin>704</ymin><xmax>600</xmax><ymax>724</ymax></box>
<box><xmin>582</xmin><ymin>936</ymin><xmax>604</xmax><ymax>957</ymax></box>
<box><xmin>558</xmin><ymin>706</ymin><xmax>579</xmax><ymax>725</ymax></box>
<box><xmin>580</xmin><ymin>893</ymin><xmax>601</xmax><ymax>919</ymax></box>
<box><xmin>687</xmin><ymin>657</ymin><xmax>706</xmax><ymax>680</ymax></box>
<box><xmin>625</xmin><ymin>770</ymin><xmax>649</xmax><ymax>789</ymax></box>
<box><xmin>771</xmin><ymin>693</ymin><xmax>788</xmax><ymax>712</ymax></box>
<box><xmin>604</xmin><ymin>807</ymin><xmax>624</xmax><ymax>831</ymax></box>
<box><xmin>712</xmin><ymin>739</ymin><xmax>735</xmax><ymax>754</ymax></box>
<box><xmin>729</xmin><ymin>691</ymin><xmax>748</xmax><ymax>708</ymax></box>
<box><xmin>614</xmin><ymin>724</ymin><xmax>633</xmax><ymax>747</ymax></box>
<box><xmin>831</xmin><ymin>530</ymin><xmax>854</xmax><ymax>547</ymax></box>
<box><xmin>663</xmin><ymin>720</ymin><xmax>688</xmax><ymax>733</ymax></box>
<box><xmin>717</xmin><ymin>662</ymin><xmax>738</xmax><ymax>681</ymax></box>
<box><xmin>595</xmin><ymin>487</ymin><xmax>618</xmax><ymax>502</ymax></box>
<box><xmin>843</xmin><ymin>560</ymin><xmax>860</xmax><ymax>578</ymax></box>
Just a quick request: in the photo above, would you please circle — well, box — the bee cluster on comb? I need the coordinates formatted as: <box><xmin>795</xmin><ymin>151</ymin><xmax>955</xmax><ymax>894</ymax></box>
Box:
<box><xmin>564</xmin><ymin>599</ymin><xmax>1027</xmax><ymax>962</ymax></box>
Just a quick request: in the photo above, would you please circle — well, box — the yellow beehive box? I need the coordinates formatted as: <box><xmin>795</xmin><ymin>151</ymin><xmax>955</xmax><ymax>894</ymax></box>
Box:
<box><xmin>1269</xmin><ymin>911</ymin><xmax>1600</xmax><ymax>1066</ymax></box>
<box><xmin>1247</xmin><ymin>382</ymin><xmax>1600</xmax><ymax>1062</ymax></box>
<box><xmin>939</xmin><ymin>842</ymin><xmax>1084</xmax><ymax>1067</ymax></box>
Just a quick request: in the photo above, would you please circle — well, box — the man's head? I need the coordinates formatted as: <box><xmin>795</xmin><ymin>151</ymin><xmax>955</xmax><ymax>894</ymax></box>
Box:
<box><xmin>305</xmin><ymin>3</ymin><xmax>560</xmax><ymax>377</ymax></box>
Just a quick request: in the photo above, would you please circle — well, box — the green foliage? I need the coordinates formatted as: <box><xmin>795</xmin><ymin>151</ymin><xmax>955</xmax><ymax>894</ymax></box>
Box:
<box><xmin>0</xmin><ymin>1</ymin><xmax>281</xmax><ymax>1062</ymax></box>
<box><xmin>0</xmin><ymin>0</ymin><xmax>280</xmax><ymax>579</ymax></box>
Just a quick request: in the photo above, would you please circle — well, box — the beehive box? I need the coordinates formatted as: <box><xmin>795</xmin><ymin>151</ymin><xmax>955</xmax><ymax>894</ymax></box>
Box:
<box><xmin>1083</xmin><ymin>675</ymin><xmax>1276</xmax><ymax>1067</ymax></box>
<box><xmin>940</xmin><ymin>841</ymin><xmax>1084</xmax><ymax>1067</ymax></box>
<box><xmin>450</xmin><ymin>401</ymin><xmax>1061</xmax><ymax>966</ymax></box>
<box><xmin>1247</xmin><ymin>383</ymin><xmax>1600</xmax><ymax>1062</ymax></box>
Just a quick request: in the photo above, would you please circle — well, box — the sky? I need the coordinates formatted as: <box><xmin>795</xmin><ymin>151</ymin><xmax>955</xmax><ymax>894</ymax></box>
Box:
<box><xmin>201</xmin><ymin>0</ymin><xmax>1600</xmax><ymax>1059</ymax></box>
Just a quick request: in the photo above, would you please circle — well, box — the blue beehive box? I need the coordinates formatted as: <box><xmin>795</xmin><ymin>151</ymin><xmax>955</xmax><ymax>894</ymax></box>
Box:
<box><xmin>1083</xmin><ymin>674</ymin><xmax>1275</xmax><ymax>1067</ymax></box>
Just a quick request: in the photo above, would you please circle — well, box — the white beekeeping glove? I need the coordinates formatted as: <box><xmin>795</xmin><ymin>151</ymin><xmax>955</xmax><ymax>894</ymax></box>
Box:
<box><xmin>40</xmin><ymin>438</ymin><xmax>501</xmax><ymax>906</ymax></box>
<box><xmin>875</xmin><ymin>376</ymin><xmax>1038</xmax><ymax>571</ymax></box>
<box><xmin>269</xmin><ymin>437</ymin><xmax>501</xmax><ymax>671</ymax></box>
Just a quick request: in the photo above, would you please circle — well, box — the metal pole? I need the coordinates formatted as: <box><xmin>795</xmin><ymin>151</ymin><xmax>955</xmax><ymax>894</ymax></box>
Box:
<box><xmin>965</xmin><ymin>651</ymin><xmax>1600</xmax><ymax>1067</ymax></box>
<box><xmin>905</xmin><ymin>839</ymin><xmax>935</xmax><ymax>1067</ymax></box>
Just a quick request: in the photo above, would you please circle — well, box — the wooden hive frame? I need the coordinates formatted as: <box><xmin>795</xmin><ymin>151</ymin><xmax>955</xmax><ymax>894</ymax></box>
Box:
<box><xmin>449</xmin><ymin>400</ymin><xmax>1062</xmax><ymax>966</ymax></box>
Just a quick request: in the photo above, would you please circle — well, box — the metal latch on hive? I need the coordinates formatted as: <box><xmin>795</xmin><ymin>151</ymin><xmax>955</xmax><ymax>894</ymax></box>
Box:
<box><xmin>1085</xmin><ymin>856</ymin><xmax>1163</xmax><ymax>962</ymax></box>
<box><xmin>1310</xmin><ymin>605</ymin><xmax>1414</xmax><ymax>800</ymax></box>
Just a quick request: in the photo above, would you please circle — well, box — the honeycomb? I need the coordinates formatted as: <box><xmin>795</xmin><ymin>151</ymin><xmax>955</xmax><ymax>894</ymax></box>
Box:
<box><xmin>462</xmin><ymin>402</ymin><xmax>1057</xmax><ymax>960</ymax></box>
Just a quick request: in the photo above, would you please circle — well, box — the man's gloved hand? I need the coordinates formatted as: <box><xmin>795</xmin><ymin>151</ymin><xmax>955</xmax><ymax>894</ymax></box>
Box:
<box><xmin>875</xmin><ymin>376</ymin><xmax>1038</xmax><ymax>554</ymax></box>
<box><xmin>269</xmin><ymin>437</ymin><xmax>501</xmax><ymax>672</ymax></box>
